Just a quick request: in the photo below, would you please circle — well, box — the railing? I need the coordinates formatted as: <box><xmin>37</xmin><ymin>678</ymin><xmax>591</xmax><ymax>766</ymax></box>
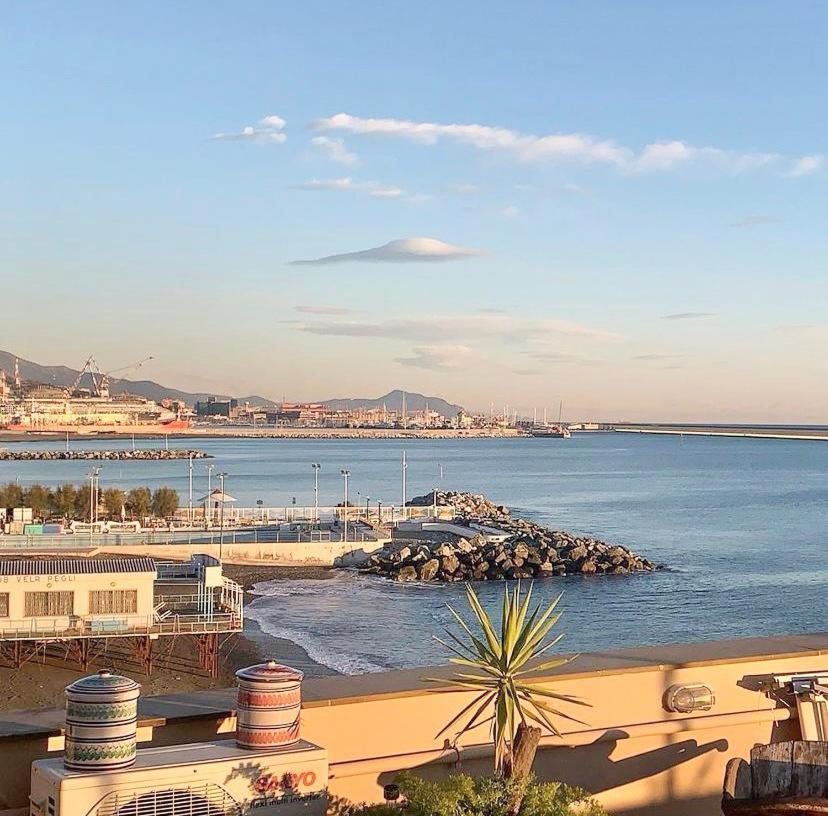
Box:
<box><xmin>0</xmin><ymin>610</ymin><xmax>242</xmax><ymax>642</ymax></box>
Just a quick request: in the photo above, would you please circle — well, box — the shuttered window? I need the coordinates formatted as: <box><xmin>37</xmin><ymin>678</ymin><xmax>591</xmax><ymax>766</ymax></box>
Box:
<box><xmin>24</xmin><ymin>591</ymin><xmax>74</xmax><ymax>617</ymax></box>
<box><xmin>0</xmin><ymin>593</ymin><xmax>8</xmax><ymax>617</ymax></box>
<box><xmin>89</xmin><ymin>590</ymin><xmax>138</xmax><ymax>615</ymax></box>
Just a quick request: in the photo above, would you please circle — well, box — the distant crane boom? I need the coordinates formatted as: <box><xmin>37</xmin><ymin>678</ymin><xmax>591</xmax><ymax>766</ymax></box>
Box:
<box><xmin>69</xmin><ymin>355</ymin><xmax>154</xmax><ymax>398</ymax></box>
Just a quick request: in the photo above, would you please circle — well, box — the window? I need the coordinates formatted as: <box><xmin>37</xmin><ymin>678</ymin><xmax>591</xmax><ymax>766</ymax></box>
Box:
<box><xmin>24</xmin><ymin>591</ymin><xmax>74</xmax><ymax>617</ymax></box>
<box><xmin>89</xmin><ymin>590</ymin><xmax>138</xmax><ymax>615</ymax></box>
<box><xmin>0</xmin><ymin>593</ymin><xmax>8</xmax><ymax>617</ymax></box>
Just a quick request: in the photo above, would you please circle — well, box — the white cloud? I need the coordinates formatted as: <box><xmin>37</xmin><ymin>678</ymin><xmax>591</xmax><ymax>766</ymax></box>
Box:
<box><xmin>531</xmin><ymin>351</ymin><xmax>605</xmax><ymax>366</ymax></box>
<box><xmin>311</xmin><ymin>112</ymin><xmax>794</xmax><ymax>174</ymax></box>
<box><xmin>786</xmin><ymin>155</ymin><xmax>824</xmax><ymax>177</ymax></box>
<box><xmin>730</xmin><ymin>215</ymin><xmax>781</xmax><ymax>228</ymax></box>
<box><xmin>291</xmin><ymin>177</ymin><xmax>405</xmax><ymax>199</ymax></box>
<box><xmin>299</xmin><ymin>312</ymin><xmax>619</xmax><ymax>343</ymax></box>
<box><xmin>662</xmin><ymin>312</ymin><xmax>715</xmax><ymax>320</ymax></box>
<box><xmin>448</xmin><ymin>183</ymin><xmax>479</xmax><ymax>194</ymax></box>
<box><xmin>396</xmin><ymin>344</ymin><xmax>474</xmax><ymax>370</ymax></box>
<box><xmin>289</xmin><ymin>237</ymin><xmax>483</xmax><ymax>266</ymax></box>
<box><xmin>211</xmin><ymin>115</ymin><xmax>287</xmax><ymax>143</ymax></box>
<box><xmin>294</xmin><ymin>305</ymin><xmax>356</xmax><ymax>315</ymax></box>
<box><xmin>310</xmin><ymin>136</ymin><xmax>358</xmax><ymax>166</ymax></box>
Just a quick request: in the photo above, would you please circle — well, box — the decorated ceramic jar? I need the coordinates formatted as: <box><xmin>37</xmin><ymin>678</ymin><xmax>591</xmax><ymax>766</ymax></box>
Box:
<box><xmin>64</xmin><ymin>670</ymin><xmax>140</xmax><ymax>771</ymax></box>
<box><xmin>235</xmin><ymin>660</ymin><xmax>303</xmax><ymax>749</ymax></box>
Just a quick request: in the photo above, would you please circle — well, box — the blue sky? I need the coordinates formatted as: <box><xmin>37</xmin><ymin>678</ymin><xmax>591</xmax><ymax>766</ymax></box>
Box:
<box><xmin>3</xmin><ymin>2</ymin><xmax>827</xmax><ymax>421</ymax></box>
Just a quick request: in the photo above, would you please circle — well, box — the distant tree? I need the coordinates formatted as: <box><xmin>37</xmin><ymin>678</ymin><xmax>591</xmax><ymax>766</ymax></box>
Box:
<box><xmin>125</xmin><ymin>487</ymin><xmax>152</xmax><ymax>519</ymax></box>
<box><xmin>0</xmin><ymin>483</ymin><xmax>24</xmax><ymax>509</ymax></box>
<box><xmin>74</xmin><ymin>484</ymin><xmax>94</xmax><ymax>521</ymax></box>
<box><xmin>151</xmin><ymin>487</ymin><xmax>179</xmax><ymax>519</ymax></box>
<box><xmin>102</xmin><ymin>488</ymin><xmax>126</xmax><ymax>519</ymax></box>
<box><xmin>24</xmin><ymin>484</ymin><xmax>51</xmax><ymax>519</ymax></box>
<box><xmin>51</xmin><ymin>483</ymin><xmax>77</xmax><ymax>518</ymax></box>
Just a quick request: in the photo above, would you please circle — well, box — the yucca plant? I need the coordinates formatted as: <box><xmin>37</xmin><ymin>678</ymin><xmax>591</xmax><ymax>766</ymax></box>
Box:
<box><xmin>427</xmin><ymin>582</ymin><xmax>588</xmax><ymax>783</ymax></box>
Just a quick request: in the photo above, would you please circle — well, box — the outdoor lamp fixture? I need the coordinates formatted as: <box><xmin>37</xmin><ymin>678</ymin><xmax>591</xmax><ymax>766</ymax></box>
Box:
<box><xmin>383</xmin><ymin>784</ymin><xmax>400</xmax><ymax>804</ymax></box>
<box><xmin>664</xmin><ymin>683</ymin><xmax>715</xmax><ymax>713</ymax></box>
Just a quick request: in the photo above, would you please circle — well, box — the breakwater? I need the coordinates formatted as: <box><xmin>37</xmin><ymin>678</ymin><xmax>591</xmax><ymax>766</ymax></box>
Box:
<box><xmin>0</xmin><ymin>449</ymin><xmax>211</xmax><ymax>461</ymax></box>
<box><xmin>362</xmin><ymin>491</ymin><xmax>658</xmax><ymax>581</ymax></box>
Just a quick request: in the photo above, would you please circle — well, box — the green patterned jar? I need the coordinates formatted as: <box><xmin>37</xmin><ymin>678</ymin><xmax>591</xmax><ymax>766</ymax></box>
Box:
<box><xmin>64</xmin><ymin>670</ymin><xmax>140</xmax><ymax>771</ymax></box>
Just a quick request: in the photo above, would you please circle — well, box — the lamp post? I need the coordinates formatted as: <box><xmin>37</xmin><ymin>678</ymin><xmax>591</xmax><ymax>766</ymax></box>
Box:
<box><xmin>401</xmin><ymin>450</ymin><xmax>407</xmax><ymax>519</ymax></box>
<box><xmin>188</xmin><ymin>454</ymin><xmax>193</xmax><ymax>524</ymax></box>
<box><xmin>217</xmin><ymin>472</ymin><xmax>228</xmax><ymax>560</ymax></box>
<box><xmin>340</xmin><ymin>469</ymin><xmax>350</xmax><ymax>542</ymax></box>
<box><xmin>311</xmin><ymin>463</ymin><xmax>321</xmax><ymax>525</ymax></box>
<box><xmin>205</xmin><ymin>463</ymin><xmax>214</xmax><ymax>526</ymax></box>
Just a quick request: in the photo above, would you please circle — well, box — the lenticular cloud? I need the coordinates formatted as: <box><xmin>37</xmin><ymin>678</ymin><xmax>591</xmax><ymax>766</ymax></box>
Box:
<box><xmin>289</xmin><ymin>237</ymin><xmax>484</xmax><ymax>265</ymax></box>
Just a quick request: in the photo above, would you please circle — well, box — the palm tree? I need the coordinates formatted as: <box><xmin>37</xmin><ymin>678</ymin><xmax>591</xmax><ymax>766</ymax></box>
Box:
<box><xmin>428</xmin><ymin>583</ymin><xmax>588</xmax><ymax>785</ymax></box>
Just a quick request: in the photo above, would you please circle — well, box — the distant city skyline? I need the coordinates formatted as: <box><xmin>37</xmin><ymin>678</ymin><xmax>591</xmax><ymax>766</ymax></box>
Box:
<box><xmin>3</xmin><ymin>3</ymin><xmax>827</xmax><ymax>422</ymax></box>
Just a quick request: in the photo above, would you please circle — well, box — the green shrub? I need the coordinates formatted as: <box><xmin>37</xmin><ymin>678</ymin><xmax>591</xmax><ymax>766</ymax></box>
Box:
<box><xmin>344</xmin><ymin>772</ymin><xmax>605</xmax><ymax>816</ymax></box>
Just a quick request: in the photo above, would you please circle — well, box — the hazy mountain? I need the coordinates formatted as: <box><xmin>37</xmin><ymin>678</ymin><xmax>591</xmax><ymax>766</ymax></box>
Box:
<box><xmin>0</xmin><ymin>353</ymin><xmax>461</xmax><ymax>415</ymax></box>
<box><xmin>322</xmin><ymin>389</ymin><xmax>463</xmax><ymax>418</ymax></box>
<box><xmin>0</xmin><ymin>351</ymin><xmax>276</xmax><ymax>407</ymax></box>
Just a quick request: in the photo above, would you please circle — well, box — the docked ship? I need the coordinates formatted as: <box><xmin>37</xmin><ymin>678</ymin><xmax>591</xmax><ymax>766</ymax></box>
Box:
<box><xmin>530</xmin><ymin>423</ymin><xmax>571</xmax><ymax>439</ymax></box>
<box><xmin>0</xmin><ymin>357</ymin><xmax>189</xmax><ymax>434</ymax></box>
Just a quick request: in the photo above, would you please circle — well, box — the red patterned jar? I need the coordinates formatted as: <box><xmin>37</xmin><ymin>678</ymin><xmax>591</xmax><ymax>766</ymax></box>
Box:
<box><xmin>235</xmin><ymin>660</ymin><xmax>303</xmax><ymax>749</ymax></box>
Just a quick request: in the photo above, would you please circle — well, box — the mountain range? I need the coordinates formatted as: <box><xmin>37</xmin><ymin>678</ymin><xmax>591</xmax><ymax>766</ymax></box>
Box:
<box><xmin>0</xmin><ymin>351</ymin><xmax>463</xmax><ymax>417</ymax></box>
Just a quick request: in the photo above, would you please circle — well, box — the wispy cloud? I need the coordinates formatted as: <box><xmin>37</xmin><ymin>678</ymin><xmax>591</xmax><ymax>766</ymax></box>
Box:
<box><xmin>730</xmin><ymin>214</ymin><xmax>781</xmax><ymax>228</ymax></box>
<box><xmin>294</xmin><ymin>305</ymin><xmax>357</xmax><ymax>315</ymax></box>
<box><xmin>396</xmin><ymin>344</ymin><xmax>473</xmax><ymax>370</ymax></box>
<box><xmin>299</xmin><ymin>312</ymin><xmax>619</xmax><ymax>343</ymax></box>
<box><xmin>632</xmin><ymin>353</ymin><xmax>684</xmax><ymax>361</ymax></box>
<box><xmin>662</xmin><ymin>312</ymin><xmax>715</xmax><ymax>320</ymax></box>
<box><xmin>776</xmin><ymin>324</ymin><xmax>828</xmax><ymax>338</ymax></box>
<box><xmin>513</xmin><ymin>368</ymin><xmax>542</xmax><ymax>376</ymax></box>
<box><xmin>310</xmin><ymin>135</ymin><xmax>358</xmax><ymax>166</ymax></box>
<box><xmin>448</xmin><ymin>183</ymin><xmax>479</xmax><ymax>194</ymax></box>
<box><xmin>211</xmin><ymin>115</ymin><xmax>287</xmax><ymax>143</ymax></box>
<box><xmin>531</xmin><ymin>351</ymin><xmax>605</xmax><ymax>366</ymax></box>
<box><xmin>311</xmin><ymin>112</ymin><xmax>803</xmax><ymax>174</ymax></box>
<box><xmin>289</xmin><ymin>237</ymin><xmax>483</xmax><ymax>266</ymax></box>
<box><xmin>786</xmin><ymin>155</ymin><xmax>824</xmax><ymax>177</ymax></box>
<box><xmin>291</xmin><ymin>176</ymin><xmax>404</xmax><ymax>198</ymax></box>
<box><xmin>501</xmin><ymin>204</ymin><xmax>520</xmax><ymax>218</ymax></box>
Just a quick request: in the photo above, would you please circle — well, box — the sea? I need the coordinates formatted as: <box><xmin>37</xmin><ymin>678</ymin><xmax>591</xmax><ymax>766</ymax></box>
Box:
<box><xmin>2</xmin><ymin>433</ymin><xmax>827</xmax><ymax>674</ymax></box>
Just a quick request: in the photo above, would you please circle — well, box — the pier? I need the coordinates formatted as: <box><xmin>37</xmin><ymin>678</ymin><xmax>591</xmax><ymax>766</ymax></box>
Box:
<box><xmin>614</xmin><ymin>423</ymin><xmax>828</xmax><ymax>441</ymax></box>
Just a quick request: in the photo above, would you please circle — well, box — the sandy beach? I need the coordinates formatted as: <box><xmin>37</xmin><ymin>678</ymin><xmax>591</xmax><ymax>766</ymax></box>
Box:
<box><xmin>0</xmin><ymin>565</ymin><xmax>337</xmax><ymax>713</ymax></box>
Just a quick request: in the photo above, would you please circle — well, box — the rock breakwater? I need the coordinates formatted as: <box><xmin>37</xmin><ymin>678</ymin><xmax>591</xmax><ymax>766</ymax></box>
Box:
<box><xmin>0</xmin><ymin>449</ymin><xmax>211</xmax><ymax>461</ymax></box>
<box><xmin>362</xmin><ymin>490</ymin><xmax>658</xmax><ymax>582</ymax></box>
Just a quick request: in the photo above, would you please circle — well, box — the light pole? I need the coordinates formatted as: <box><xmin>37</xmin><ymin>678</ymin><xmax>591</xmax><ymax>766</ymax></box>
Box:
<box><xmin>365</xmin><ymin>495</ymin><xmax>370</xmax><ymax>519</ymax></box>
<box><xmin>311</xmin><ymin>463</ymin><xmax>321</xmax><ymax>525</ymax></box>
<box><xmin>188</xmin><ymin>454</ymin><xmax>193</xmax><ymax>524</ymax></box>
<box><xmin>217</xmin><ymin>472</ymin><xmax>228</xmax><ymax>560</ymax></box>
<box><xmin>206</xmin><ymin>463</ymin><xmax>214</xmax><ymax>526</ymax></box>
<box><xmin>340</xmin><ymin>469</ymin><xmax>350</xmax><ymax>542</ymax></box>
<box><xmin>401</xmin><ymin>450</ymin><xmax>407</xmax><ymax>519</ymax></box>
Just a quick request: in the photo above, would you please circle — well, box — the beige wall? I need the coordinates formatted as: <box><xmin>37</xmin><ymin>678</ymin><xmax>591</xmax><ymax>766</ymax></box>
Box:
<box><xmin>0</xmin><ymin>571</ymin><xmax>155</xmax><ymax>632</ymax></box>
<box><xmin>1</xmin><ymin>634</ymin><xmax>827</xmax><ymax>816</ymax></box>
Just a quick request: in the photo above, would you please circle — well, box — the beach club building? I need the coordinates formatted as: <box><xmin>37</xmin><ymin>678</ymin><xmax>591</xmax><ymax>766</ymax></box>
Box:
<box><xmin>0</xmin><ymin>555</ymin><xmax>242</xmax><ymax>674</ymax></box>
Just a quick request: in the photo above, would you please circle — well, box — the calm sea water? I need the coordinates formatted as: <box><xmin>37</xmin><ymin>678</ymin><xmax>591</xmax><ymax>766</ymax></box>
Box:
<box><xmin>2</xmin><ymin>433</ymin><xmax>827</xmax><ymax>673</ymax></box>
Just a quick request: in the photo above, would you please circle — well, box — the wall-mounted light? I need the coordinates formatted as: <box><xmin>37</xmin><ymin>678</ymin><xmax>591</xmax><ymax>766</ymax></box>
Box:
<box><xmin>665</xmin><ymin>683</ymin><xmax>715</xmax><ymax>713</ymax></box>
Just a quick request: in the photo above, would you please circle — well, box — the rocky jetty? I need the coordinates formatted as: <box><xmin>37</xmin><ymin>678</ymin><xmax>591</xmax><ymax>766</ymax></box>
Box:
<box><xmin>0</xmin><ymin>449</ymin><xmax>211</xmax><ymax>461</ymax></box>
<box><xmin>362</xmin><ymin>490</ymin><xmax>658</xmax><ymax>582</ymax></box>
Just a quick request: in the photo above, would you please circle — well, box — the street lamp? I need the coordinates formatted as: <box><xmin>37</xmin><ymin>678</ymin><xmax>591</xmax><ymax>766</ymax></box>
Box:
<box><xmin>311</xmin><ymin>463</ymin><xmax>321</xmax><ymax>525</ymax></box>
<box><xmin>401</xmin><ymin>450</ymin><xmax>407</xmax><ymax>518</ymax></box>
<box><xmin>340</xmin><ymin>469</ymin><xmax>350</xmax><ymax>542</ymax></box>
<box><xmin>217</xmin><ymin>472</ymin><xmax>228</xmax><ymax>560</ymax></box>
<box><xmin>205</xmin><ymin>463</ymin><xmax>214</xmax><ymax>526</ymax></box>
<box><xmin>188</xmin><ymin>454</ymin><xmax>193</xmax><ymax>524</ymax></box>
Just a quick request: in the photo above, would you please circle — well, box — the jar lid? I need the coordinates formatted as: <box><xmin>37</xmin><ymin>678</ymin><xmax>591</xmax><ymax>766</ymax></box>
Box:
<box><xmin>235</xmin><ymin>659</ymin><xmax>303</xmax><ymax>683</ymax></box>
<box><xmin>65</xmin><ymin>670</ymin><xmax>140</xmax><ymax>694</ymax></box>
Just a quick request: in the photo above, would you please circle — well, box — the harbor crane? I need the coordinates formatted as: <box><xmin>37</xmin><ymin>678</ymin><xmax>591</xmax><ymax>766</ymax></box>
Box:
<box><xmin>69</xmin><ymin>355</ymin><xmax>154</xmax><ymax>398</ymax></box>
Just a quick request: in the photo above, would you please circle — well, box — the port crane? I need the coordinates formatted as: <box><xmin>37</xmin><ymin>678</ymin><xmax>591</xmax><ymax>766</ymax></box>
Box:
<box><xmin>69</xmin><ymin>356</ymin><xmax>154</xmax><ymax>398</ymax></box>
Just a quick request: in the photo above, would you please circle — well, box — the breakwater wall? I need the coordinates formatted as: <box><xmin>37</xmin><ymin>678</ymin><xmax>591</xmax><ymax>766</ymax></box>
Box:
<box><xmin>0</xmin><ymin>449</ymin><xmax>211</xmax><ymax>461</ymax></box>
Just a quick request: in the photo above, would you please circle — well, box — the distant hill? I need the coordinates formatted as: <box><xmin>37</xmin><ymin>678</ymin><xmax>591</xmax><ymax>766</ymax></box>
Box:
<box><xmin>322</xmin><ymin>389</ymin><xmax>463</xmax><ymax>418</ymax></box>
<box><xmin>0</xmin><ymin>351</ymin><xmax>276</xmax><ymax>407</ymax></box>
<box><xmin>0</xmin><ymin>354</ymin><xmax>462</xmax><ymax>416</ymax></box>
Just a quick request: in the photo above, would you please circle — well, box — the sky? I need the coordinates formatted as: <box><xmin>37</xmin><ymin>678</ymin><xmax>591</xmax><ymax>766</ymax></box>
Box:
<box><xmin>2</xmin><ymin>2</ymin><xmax>827</xmax><ymax>422</ymax></box>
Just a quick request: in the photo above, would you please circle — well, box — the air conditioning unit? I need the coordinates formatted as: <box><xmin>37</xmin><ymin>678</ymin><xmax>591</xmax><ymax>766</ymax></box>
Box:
<box><xmin>30</xmin><ymin>738</ymin><xmax>328</xmax><ymax>816</ymax></box>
